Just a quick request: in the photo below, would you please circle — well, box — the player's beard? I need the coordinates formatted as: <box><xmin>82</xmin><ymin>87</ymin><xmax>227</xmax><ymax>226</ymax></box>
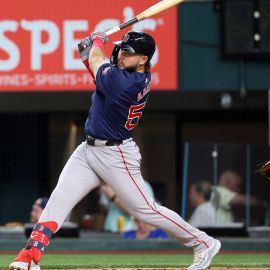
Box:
<box><xmin>118</xmin><ymin>61</ymin><xmax>140</xmax><ymax>72</ymax></box>
<box><xmin>125</xmin><ymin>64</ymin><xmax>139</xmax><ymax>72</ymax></box>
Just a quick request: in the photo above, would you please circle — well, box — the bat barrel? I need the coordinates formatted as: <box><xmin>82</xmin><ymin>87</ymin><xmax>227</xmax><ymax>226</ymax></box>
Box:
<box><xmin>137</xmin><ymin>0</ymin><xmax>183</xmax><ymax>21</ymax></box>
<box><xmin>79</xmin><ymin>0</ymin><xmax>183</xmax><ymax>50</ymax></box>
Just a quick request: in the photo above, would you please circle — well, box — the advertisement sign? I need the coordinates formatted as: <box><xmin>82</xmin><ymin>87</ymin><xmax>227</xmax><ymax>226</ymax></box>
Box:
<box><xmin>0</xmin><ymin>0</ymin><xmax>178</xmax><ymax>91</ymax></box>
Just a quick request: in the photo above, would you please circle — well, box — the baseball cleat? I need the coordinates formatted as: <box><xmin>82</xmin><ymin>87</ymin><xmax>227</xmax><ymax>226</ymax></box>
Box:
<box><xmin>9</xmin><ymin>261</ymin><xmax>40</xmax><ymax>270</ymax></box>
<box><xmin>187</xmin><ymin>239</ymin><xmax>221</xmax><ymax>270</ymax></box>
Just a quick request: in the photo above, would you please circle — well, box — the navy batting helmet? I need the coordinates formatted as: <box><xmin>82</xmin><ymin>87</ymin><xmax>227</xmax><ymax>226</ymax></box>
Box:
<box><xmin>110</xmin><ymin>31</ymin><xmax>156</xmax><ymax>66</ymax></box>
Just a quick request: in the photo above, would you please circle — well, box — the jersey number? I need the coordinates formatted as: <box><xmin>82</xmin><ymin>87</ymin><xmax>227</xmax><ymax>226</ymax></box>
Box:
<box><xmin>125</xmin><ymin>102</ymin><xmax>146</xmax><ymax>130</ymax></box>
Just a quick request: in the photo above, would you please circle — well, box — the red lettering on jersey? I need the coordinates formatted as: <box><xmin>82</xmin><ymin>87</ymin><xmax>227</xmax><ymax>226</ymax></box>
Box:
<box><xmin>137</xmin><ymin>83</ymin><xmax>150</xmax><ymax>101</ymax></box>
<box><xmin>125</xmin><ymin>102</ymin><xmax>146</xmax><ymax>130</ymax></box>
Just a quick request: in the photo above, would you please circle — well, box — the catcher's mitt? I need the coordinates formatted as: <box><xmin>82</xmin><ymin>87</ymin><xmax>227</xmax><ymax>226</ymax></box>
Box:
<box><xmin>258</xmin><ymin>160</ymin><xmax>270</xmax><ymax>180</ymax></box>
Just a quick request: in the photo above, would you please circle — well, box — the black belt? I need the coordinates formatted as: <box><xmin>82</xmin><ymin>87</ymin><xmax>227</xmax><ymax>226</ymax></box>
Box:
<box><xmin>86</xmin><ymin>135</ymin><xmax>123</xmax><ymax>146</ymax></box>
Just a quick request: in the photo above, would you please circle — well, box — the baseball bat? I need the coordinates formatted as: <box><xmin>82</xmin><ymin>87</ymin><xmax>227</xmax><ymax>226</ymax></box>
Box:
<box><xmin>80</xmin><ymin>0</ymin><xmax>183</xmax><ymax>49</ymax></box>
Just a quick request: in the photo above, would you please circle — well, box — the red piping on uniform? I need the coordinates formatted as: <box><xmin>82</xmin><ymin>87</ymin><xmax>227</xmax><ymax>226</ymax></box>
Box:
<box><xmin>117</xmin><ymin>145</ymin><xmax>209</xmax><ymax>249</ymax></box>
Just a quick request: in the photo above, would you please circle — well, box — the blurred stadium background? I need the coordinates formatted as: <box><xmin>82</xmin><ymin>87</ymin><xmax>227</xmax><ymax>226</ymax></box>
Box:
<box><xmin>0</xmin><ymin>0</ymin><xmax>270</xmax><ymax>250</ymax></box>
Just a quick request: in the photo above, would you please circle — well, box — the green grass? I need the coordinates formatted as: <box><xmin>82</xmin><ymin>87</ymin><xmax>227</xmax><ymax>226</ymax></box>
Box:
<box><xmin>1</xmin><ymin>254</ymin><xmax>270</xmax><ymax>269</ymax></box>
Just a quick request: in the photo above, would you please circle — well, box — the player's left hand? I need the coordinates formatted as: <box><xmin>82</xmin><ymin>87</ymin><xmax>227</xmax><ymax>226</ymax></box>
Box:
<box><xmin>78</xmin><ymin>35</ymin><xmax>93</xmax><ymax>61</ymax></box>
<box><xmin>78</xmin><ymin>31</ymin><xmax>108</xmax><ymax>61</ymax></box>
<box><xmin>91</xmin><ymin>31</ymin><xmax>108</xmax><ymax>44</ymax></box>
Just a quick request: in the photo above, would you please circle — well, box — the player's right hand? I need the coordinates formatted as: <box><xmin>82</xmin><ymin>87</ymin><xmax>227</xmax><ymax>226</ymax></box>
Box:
<box><xmin>91</xmin><ymin>31</ymin><xmax>108</xmax><ymax>44</ymax></box>
<box><xmin>78</xmin><ymin>35</ymin><xmax>93</xmax><ymax>61</ymax></box>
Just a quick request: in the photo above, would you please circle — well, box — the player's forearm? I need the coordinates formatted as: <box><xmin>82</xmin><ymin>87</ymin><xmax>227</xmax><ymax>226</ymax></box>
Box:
<box><xmin>89</xmin><ymin>46</ymin><xmax>105</xmax><ymax>61</ymax></box>
<box><xmin>89</xmin><ymin>47</ymin><xmax>107</xmax><ymax>77</ymax></box>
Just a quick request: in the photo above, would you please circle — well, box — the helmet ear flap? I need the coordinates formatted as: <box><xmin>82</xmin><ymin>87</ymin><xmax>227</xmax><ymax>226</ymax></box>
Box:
<box><xmin>110</xmin><ymin>46</ymin><xmax>120</xmax><ymax>65</ymax></box>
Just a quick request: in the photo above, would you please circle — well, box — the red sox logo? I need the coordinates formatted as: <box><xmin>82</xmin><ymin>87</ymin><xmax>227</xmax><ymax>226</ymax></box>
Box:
<box><xmin>123</xmin><ymin>33</ymin><xmax>130</xmax><ymax>43</ymax></box>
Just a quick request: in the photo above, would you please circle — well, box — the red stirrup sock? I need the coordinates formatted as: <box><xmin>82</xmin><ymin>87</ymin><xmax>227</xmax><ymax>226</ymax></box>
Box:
<box><xmin>15</xmin><ymin>221</ymin><xmax>58</xmax><ymax>264</ymax></box>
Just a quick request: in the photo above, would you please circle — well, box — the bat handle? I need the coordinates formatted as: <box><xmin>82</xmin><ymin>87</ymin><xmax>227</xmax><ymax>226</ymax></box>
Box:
<box><xmin>78</xmin><ymin>43</ymin><xmax>85</xmax><ymax>51</ymax></box>
<box><xmin>105</xmin><ymin>26</ymin><xmax>121</xmax><ymax>36</ymax></box>
<box><xmin>79</xmin><ymin>27</ymin><xmax>119</xmax><ymax>50</ymax></box>
<box><xmin>79</xmin><ymin>18</ymin><xmax>136</xmax><ymax>50</ymax></box>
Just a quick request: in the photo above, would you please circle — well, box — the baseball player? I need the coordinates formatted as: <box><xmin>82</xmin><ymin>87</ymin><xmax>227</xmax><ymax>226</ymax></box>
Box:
<box><xmin>9</xmin><ymin>31</ymin><xmax>221</xmax><ymax>270</ymax></box>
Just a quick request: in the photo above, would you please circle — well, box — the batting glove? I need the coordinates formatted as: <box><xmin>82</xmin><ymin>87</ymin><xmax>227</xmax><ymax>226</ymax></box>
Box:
<box><xmin>91</xmin><ymin>31</ymin><xmax>108</xmax><ymax>44</ymax></box>
<box><xmin>78</xmin><ymin>35</ymin><xmax>93</xmax><ymax>61</ymax></box>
